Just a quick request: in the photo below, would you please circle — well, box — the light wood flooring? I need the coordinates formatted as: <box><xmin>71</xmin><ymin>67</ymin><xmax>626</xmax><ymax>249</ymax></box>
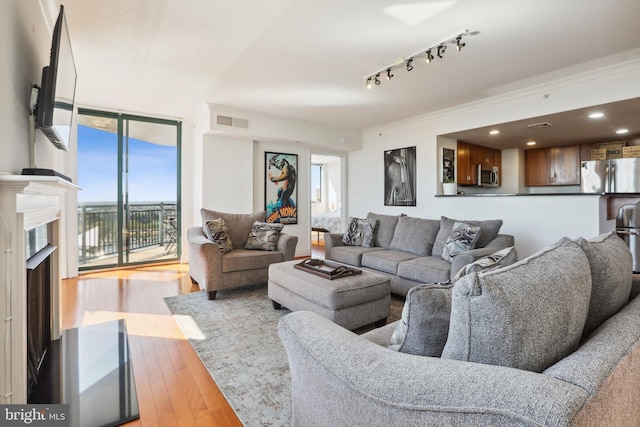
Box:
<box><xmin>61</xmin><ymin>244</ymin><xmax>324</xmax><ymax>426</ymax></box>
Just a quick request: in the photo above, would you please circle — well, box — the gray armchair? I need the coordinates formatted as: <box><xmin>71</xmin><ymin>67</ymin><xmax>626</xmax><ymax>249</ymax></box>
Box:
<box><xmin>188</xmin><ymin>209</ymin><xmax>298</xmax><ymax>299</ymax></box>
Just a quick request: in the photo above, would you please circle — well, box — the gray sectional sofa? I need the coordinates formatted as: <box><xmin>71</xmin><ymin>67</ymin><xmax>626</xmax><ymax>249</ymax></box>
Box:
<box><xmin>279</xmin><ymin>232</ymin><xmax>640</xmax><ymax>426</ymax></box>
<box><xmin>324</xmin><ymin>212</ymin><xmax>515</xmax><ymax>296</ymax></box>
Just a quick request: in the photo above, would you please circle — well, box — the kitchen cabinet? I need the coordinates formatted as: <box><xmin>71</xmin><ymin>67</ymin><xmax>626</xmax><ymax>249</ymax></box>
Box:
<box><xmin>457</xmin><ymin>141</ymin><xmax>501</xmax><ymax>185</ymax></box>
<box><xmin>525</xmin><ymin>144</ymin><xmax>581</xmax><ymax>186</ymax></box>
<box><xmin>580</xmin><ymin>142</ymin><xmax>600</xmax><ymax>162</ymax></box>
<box><xmin>477</xmin><ymin>145</ymin><xmax>501</xmax><ymax>169</ymax></box>
<box><xmin>457</xmin><ymin>141</ymin><xmax>477</xmax><ymax>185</ymax></box>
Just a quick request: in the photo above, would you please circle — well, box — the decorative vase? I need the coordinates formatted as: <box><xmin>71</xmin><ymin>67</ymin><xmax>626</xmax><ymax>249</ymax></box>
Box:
<box><xmin>443</xmin><ymin>182</ymin><xmax>457</xmax><ymax>196</ymax></box>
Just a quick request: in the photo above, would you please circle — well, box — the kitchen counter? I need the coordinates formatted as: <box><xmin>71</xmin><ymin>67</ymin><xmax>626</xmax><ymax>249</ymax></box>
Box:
<box><xmin>436</xmin><ymin>192</ymin><xmax>604</xmax><ymax>197</ymax></box>
<box><xmin>437</xmin><ymin>192</ymin><xmax>640</xmax><ymax>220</ymax></box>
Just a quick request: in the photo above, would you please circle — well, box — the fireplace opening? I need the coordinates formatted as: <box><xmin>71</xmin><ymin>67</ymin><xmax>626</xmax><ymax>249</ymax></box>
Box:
<box><xmin>25</xmin><ymin>243</ymin><xmax>57</xmax><ymax>398</ymax></box>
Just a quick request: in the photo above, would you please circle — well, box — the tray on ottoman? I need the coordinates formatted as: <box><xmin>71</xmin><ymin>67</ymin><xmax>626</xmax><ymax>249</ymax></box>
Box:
<box><xmin>294</xmin><ymin>258</ymin><xmax>362</xmax><ymax>280</ymax></box>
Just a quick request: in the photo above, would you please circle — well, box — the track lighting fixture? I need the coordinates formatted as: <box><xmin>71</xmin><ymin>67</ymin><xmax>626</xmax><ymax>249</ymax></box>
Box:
<box><xmin>425</xmin><ymin>49</ymin><xmax>433</xmax><ymax>63</ymax></box>
<box><xmin>364</xmin><ymin>29</ymin><xmax>469</xmax><ymax>89</ymax></box>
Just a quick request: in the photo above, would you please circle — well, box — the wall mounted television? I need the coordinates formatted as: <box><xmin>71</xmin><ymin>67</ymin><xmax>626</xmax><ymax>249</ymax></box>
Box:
<box><xmin>34</xmin><ymin>4</ymin><xmax>77</xmax><ymax>152</ymax></box>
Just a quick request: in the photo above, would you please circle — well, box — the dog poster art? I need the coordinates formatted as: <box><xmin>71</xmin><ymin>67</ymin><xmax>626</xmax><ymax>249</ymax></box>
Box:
<box><xmin>265</xmin><ymin>152</ymin><xmax>298</xmax><ymax>224</ymax></box>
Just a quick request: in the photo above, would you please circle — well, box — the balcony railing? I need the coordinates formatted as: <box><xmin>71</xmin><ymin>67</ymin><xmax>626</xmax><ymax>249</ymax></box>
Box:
<box><xmin>78</xmin><ymin>202</ymin><xmax>177</xmax><ymax>265</ymax></box>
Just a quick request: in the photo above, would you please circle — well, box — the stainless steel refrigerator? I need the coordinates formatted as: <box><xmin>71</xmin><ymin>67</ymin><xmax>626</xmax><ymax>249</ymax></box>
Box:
<box><xmin>616</xmin><ymin>205</ymin><xmax>640</xmax><ymax>273</ymax></box>
<box><xmin>581</xmin><ymin>158</ymin><xmax>640</xmax><ymax>272</ymax></box>
<box><xmin>581</xmin><ymin>158</ymin><xmax>640</xmax><ymax>194</ymax></box>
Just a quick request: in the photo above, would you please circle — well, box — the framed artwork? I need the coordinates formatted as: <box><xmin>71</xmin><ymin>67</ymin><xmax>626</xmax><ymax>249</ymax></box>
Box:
<box><xmin>265</xmin><ymin>152</ymin><xmax>298</xmax><ymax>224</ymax></box>
<box><xmin>442</xmin><ymin>148</ymin><xmax>455</xmax><ymax>182</ymax></box>
<box><xmin>384</xmin><ymin>146</ymin><xmax>416</xmax><ymax>206</ymax></box>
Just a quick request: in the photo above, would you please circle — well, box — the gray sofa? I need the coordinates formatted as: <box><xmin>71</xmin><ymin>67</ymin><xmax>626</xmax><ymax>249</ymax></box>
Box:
<box><xmin>324</xmin><ymin>213</ymin><xmax>515</xmax><ymax>296</ymax></box>
<box><xmin>187</xmin><ymin>209</ymin><xmax>298</xmax><ymax>299</ymax></box>
<box><xmin>279</xmin><ymin>232</ymin><xmax>640</xmax><ymax>426</ymax></box>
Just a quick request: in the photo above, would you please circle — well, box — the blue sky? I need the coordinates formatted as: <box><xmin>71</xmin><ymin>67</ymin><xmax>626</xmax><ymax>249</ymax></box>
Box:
<box><xmin>78</xmin><ymin>125</ymin><xmax>177</xmax><ymax>203</ymax></box>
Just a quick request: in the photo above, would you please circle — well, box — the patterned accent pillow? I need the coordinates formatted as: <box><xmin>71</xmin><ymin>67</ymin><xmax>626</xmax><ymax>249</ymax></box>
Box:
<box><xmin>342</xmin><ymin>217</ymin><xmax>379</xmax><ymax>247</ymax></box>
<box><xmin>442</xmin><ymin>222</ymin><xmax>481</xmax><ymax>262</ymax></box>
<box><xmin>203</xmin><ymin>219</ymin><xmax>233</xmax><ymax>253</ymax></box>
<box><xmin>452</xmin><ymin>246</ymin><xmax>518</xmax><ymax>282</ymax></box>
<box><xmin>244</xmin><ymin>221</ymin><xmax>284</xmax><ymax>251</ymax></box>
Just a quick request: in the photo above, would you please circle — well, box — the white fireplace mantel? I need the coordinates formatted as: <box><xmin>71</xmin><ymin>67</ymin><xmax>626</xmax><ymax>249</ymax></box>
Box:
<box><xmin>0</xmin><ymin>175</ymin><xmax>78</xmax><ymax>404</ymax></box>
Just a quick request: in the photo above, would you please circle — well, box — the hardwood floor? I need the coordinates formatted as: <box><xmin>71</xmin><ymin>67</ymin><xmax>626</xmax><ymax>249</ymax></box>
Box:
<box><xmin>61</xmin><ymin>264</ymin><xmax>243</xmax><ymax>427</ymax></box>
<box><xmin>62</xmin><ymin>243</ymin><xmax>323</xmax><ymax>426</ymax></box>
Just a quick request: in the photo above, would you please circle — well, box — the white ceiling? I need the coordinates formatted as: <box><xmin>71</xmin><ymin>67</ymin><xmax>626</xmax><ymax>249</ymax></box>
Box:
<box><xmin>58</xmin><ymin>0</ymin><xmax>640</xmax><ymax>134</ymax></box>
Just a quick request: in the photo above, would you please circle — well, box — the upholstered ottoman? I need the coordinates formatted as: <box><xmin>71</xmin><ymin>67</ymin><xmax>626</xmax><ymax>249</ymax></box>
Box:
<box><xmin>268</xmin><ymin>260</ymin><xmax>391</xmax><ymax>330</ymax></box>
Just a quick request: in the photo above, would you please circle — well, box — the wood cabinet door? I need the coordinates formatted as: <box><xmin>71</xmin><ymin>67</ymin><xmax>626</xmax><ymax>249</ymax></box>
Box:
<box><xmin>525</xmin><ymin>148</ymin><xmax>551</xmax><ymax>186</ymax></box>
<box><xmin>551</xmin><ymin>145</ymin><xmax>580</xmax><ymax>185</ymax></box>
<box><xmin>456</xmin><ymin>141</ymin><xmax>477</xmax><ymax>185</ymax></box>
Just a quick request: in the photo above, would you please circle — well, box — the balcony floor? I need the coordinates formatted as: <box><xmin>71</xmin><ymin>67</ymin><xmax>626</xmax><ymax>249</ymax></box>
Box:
<box><xmin>80</xmin><ymin>244</ymin><xmax>178</xmax><ymax>269</ymax></box>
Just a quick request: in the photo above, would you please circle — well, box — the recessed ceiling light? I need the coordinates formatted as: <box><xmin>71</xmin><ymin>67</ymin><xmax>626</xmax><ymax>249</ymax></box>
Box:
<box><xmin>616</xmin><ymin>128</ymin><xmax>629</xmax><ymax>134</ymax></box>
<box><xmin>588</xmin><ymin>112</ymin><xmax>604</xmax><ymax>119</ymax></box>
<box><xmin>526</xmin><ymin>141</ymin><xmax>537</xmax><ymax>146</ymax></box>
<box><xmin>489</xmin><ymin>130</ymin><xmax>500</xmax><ymax>135</ymax></box>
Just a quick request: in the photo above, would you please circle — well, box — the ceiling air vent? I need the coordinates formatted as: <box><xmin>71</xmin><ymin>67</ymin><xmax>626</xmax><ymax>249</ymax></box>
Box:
<box><xmin>216</xmin><ymin>115</ymin><xmax>233</xmax><ymax>126</ymax></box>
<box><xmin>233</xmin><ymin>118</ymin><xmax>249</xmax><ymax>129</ymax></box>
<box><xmin>216</xmin><ymin>115</ymin><xmax>249</xmax><ymax>129</ymax></box>
<box><xmin>527</xmin><ymin>122</ymin><xmax>553</xmax><ymax>129</ymax></box>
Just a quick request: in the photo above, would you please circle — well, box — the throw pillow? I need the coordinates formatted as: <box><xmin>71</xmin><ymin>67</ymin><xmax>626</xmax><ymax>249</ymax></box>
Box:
<box><xmin>441</xmin><ymin>222</ymin><xmax>481</xmax><ymax>262</ymax></box>
<box><xmin>244</xmin><ymin>221</ymin><xmax>284</xmax><ymax>251</ymax></box>
<box><xmin>342</xmin><ymin>217</ymin><xmax>379</xmax><ymax>247</ymax></box>
<box><xmin>452</xmin><ymin>246</ymin><xmax>518</xmax><ymax>282</ymax></box>
<box><xmin>203</xmin><ymin>219</ymin><xmax>233</xmax><ymax>253</ymax></box>
<box><xmin>575</xmin><ymin>232</ymin><xmax>633</xmax><ymax>339</ymax></box>
<box><xmin>441</xmin><ymin>237</ymin><xmax>592</xmax><ymax>373</ymax></box>
<box><xmin>366</xmin><ymin>212</ymin><xmax>404</xmax><ymax>248</ymax></box>
<box><xmin>432</xmin><ymin>216</ymin><xmax>503</xmax><ymax>256</ymax></box>
<box><xmin>389</xmin><ymin>283</ymin><xmax>455</xmax><ymax>357</ymax></box>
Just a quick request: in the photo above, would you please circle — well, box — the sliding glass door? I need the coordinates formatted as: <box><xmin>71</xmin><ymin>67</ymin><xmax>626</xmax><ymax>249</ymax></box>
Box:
<box><xmin>77</xmin><ymin>109</ymin><xmax>181</xmax><ymax>270</ymax></box>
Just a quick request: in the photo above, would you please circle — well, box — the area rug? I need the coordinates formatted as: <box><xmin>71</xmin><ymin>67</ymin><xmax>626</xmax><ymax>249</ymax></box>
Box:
<box><xmin>163</xmin><ymin>284</ymin><xmax>403</xmax><ymax>427</ymax></box>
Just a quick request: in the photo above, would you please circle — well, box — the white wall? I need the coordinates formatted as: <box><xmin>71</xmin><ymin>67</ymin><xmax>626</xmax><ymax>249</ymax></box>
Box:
<box><xmin>350</xmin><ymin>60</ymin><xmax>640</xmax><ymax>258</ymax></box>
<box><xmin>201</xmin><ymin>135</ymin><xmax>255</xmax><ymax>213</ymax></box>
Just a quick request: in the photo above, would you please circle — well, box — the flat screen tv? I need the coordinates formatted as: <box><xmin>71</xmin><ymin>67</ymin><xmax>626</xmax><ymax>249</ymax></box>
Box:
<box><xmin>35</xmin><ymin>5</ymin><xmax>77</xmax><ymax>151</ymax></box>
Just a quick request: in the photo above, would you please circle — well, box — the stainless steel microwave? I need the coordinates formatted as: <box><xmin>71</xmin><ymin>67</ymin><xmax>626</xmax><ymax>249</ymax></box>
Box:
<box><xmin>477</xmin><ymin>165</ymin><xmax>499</xmax><ymax>187</ymax></box>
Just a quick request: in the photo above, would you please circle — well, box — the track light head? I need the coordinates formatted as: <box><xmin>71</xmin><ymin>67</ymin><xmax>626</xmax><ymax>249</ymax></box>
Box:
<box><xmin>425</xmin><ymin>49</ymin><xmax>433</xmax><ymax>63</ymax></box>
<box><xmin>437</xmin><ymin>44</ymin><xmax>446</xmax><ymax>58</ymax></box>
<box><xmin>374</xmin><ymin>73</ymin><xmax>381</xmax><ymax>85</ymax></box>
<box><xmin>455</xmin><ymin>35</ymin><xmax>466</xmax><ymax>51</ymax></box>
<box><xmin>386</xmin><ymin>68</ymin><xmax>393</xmax><ymax>80</ymax></box>
<box><xmin>366</xmin><ymin>77</ymin><xmax>372</xmax><ymax>89</ymax></box>
<box><xmin>406</xmin><ymin>58</ymin><xmax>414</xmax><ymax>71</ymax></box>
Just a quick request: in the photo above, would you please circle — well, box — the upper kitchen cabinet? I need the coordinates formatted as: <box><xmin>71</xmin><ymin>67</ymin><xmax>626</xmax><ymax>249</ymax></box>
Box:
<box><xmin>457</xmin><ymin>141</ymin><xmax>477</xmax><ymax>185</ymax></box>
<box><xmin>457</xmin><ymin>140</ymin><xmax>501</xmax><ymax>186</ymax></box>
<box><xmin>525</xmin><ymin>144</ymin><xmax>581</xmax><ymax>186</ymax></box>
<box><xmin>477</xmin><ymin>145</ymin><xmax>501</xmax><ymax>169</ymax></box>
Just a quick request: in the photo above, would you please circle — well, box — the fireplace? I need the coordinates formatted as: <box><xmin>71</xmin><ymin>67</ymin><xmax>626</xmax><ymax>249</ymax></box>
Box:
<box><xmin>0</xmin><ymin>175</ymin><xmax>77</xmax><ymax>404</ymax></box>
<box><xmin>26</xmin><ymin>240</ymin><xmax>56</xmax><ymax>397</ymax></box>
